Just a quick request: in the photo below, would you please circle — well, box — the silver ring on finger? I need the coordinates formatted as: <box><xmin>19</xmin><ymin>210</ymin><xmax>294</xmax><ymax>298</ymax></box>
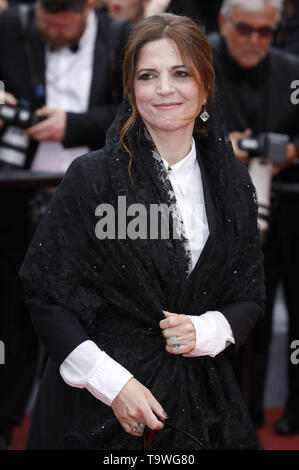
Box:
<box><xmin>130</xmin><ymin>423</ymin><xmax>146</xmax><ymax>433</ymax></box>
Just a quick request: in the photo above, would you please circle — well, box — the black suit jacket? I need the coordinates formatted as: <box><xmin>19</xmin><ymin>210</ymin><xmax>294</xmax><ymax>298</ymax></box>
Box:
<box><xmin>0</xmin><ymin>5</ymin><xmax>131</xmax><ymax>168</ymax></box>
<box><xmin>209</xmin><ymin>33</ymin><xmax>299</xmax><ymax>156</ymax></box>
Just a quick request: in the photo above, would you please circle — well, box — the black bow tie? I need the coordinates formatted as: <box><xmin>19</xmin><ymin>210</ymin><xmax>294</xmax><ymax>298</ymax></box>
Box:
<box><xmin>69</xmin><ymin>43</ymin><xmax>79</xmax><ymax>53</ymax></box>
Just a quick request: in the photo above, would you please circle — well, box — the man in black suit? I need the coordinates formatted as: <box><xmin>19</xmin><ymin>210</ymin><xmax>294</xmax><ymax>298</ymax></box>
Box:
<box><xmin>0</xmin><ymin>0</ymin><xmax>130</xmax><ymax>167</ymax></box>
<box><xmin>0</xmin><ymin>0</ymin><xmax>130</xmax><ymax>449</ymax></box>
<box><xmin>208</xmin><ymin>0</ymin><xmax>299</xmax><ymax>435</ymax></box>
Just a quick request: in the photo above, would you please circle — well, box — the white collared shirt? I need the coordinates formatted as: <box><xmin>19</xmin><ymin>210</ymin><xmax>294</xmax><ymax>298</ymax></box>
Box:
<box><xmin>60</xmin><ymin>139</ymin><xmax>235</xmax><ymax>406</ymax></box>
<box><xmin>31</xmin><ymin>10</ymin><xmax>97</xmax><ymax>172</ymax></box>
<box><xmin>160</xmin><ymin>137</ymin><xmax>209</xmax><ymax>271</ymax></box>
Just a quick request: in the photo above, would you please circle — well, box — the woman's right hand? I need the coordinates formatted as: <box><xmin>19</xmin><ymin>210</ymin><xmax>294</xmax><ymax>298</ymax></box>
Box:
<box><xmin>111</xmin><ymin>377</ymin><xmax>167</xmax><ymax>436</ymax></box>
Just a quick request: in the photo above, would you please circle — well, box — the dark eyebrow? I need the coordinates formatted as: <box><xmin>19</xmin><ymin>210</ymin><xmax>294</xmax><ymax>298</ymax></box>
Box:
<box><xmin>136</xmin><ymin>65</ymin><xmax>188</xmax><ymax>74</ymax></box>
<box><xmin>136</xmin><ymin>68</ymin><xmax>156</xmax><ymax>74</ymax></box>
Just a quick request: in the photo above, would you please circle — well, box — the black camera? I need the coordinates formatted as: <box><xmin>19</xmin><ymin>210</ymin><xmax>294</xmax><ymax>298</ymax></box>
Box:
<box><xmin>0</xmin><ymin>103</ymin><xmax>46</xmax><ymax>169</ymax></box>
<box><xmin>0</xmin><ymin>103</ymin><xmax>43</xmax><ymax>129</ymax></box>
<box><xmin>238</xmin><ymin>132</ymin><xmax>289</xmax><ymax>163</ymax></box>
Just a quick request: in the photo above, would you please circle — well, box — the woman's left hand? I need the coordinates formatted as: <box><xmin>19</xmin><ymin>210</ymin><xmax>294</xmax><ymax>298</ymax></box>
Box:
<box><xmin>159</xmin><ymin>311</ymin><xmax>196</xmax><ymax>355</ymax></box>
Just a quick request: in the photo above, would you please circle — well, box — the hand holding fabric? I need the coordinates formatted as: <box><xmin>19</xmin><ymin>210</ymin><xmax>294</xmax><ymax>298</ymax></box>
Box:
<box><xmin>159</xmin><ymin>310</ymin><xmax>196</xmax><ymax>355</ymax></box>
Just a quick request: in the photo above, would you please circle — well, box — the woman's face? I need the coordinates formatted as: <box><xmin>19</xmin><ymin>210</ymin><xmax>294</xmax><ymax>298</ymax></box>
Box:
<box><xmin>107</xmin><ymin>0</ymin><xmax>144</xmax><ymax>22</ymax></box>
<box><xmin>134</xmin><ymin>38</ymin><xmax>204</xmax><ymax>136</ymax></box>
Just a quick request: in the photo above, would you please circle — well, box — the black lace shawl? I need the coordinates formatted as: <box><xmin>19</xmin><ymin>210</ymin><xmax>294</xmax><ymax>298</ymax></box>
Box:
<box><xmin>20</xmin><ymin>98</ymin><xmax>265</xmax><ymax>450</ymax></box>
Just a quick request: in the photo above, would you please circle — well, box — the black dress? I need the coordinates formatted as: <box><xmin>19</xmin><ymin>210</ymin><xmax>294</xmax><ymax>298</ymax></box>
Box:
<box><xmin>20</xmin><ymin>99</ymin><xmax>265</xmax><ymax>450</ymax></box>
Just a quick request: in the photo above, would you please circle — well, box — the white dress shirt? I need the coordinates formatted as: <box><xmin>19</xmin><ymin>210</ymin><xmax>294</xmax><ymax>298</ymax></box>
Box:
<box><xmin>159</xmin><ymin>137</ymin><xmax>209</xmax><ymax>271</ymax></box>
<box><xmin>60</xmin><ymin>139</ymin><xmax>235</xmax><ymax>405</ymax></box>
<box><xmin>31</xmin><ymin>11</ymin><xmax>97</xmax><ymax>172</ymax></box>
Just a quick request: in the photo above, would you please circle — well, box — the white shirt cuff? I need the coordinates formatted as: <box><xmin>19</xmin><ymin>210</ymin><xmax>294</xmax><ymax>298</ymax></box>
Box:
<box><xmin>59</xmin><ymin>340</ymin><xmax>133</xmax><ymax>406</ymax></box>
<box><xmin>184</xmin><ymin>311</ymin><xmax>235</xmax><ymax>358</ymax></box>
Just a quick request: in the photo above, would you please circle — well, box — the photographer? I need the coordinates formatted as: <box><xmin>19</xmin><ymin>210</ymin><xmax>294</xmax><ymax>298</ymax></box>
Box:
<box><xmin>209</xmin><ymin>0</ymin><xmax>299</xmax><ymax>435</ymax></box>
<box><xmin>0</xmin><ymin>0</ymin><xmax>131</xmax><ymax>170</ymax></box>
<box><xmin>0</xmin><ymin>0</ymin><xmax>131</xmax><ymax>449</ymax></box>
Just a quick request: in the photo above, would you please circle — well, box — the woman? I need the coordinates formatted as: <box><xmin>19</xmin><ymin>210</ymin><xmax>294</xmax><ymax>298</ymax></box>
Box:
<box><xmin>20</xmin><ymin>13</ymin><xmax>265</xmax><ymax>450</ymax></box>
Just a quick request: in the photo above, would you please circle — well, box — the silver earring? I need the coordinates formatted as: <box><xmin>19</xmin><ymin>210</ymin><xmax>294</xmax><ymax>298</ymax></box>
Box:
<box><xmin>199</xmin><ymin>106</ymin><xmax>210</xmax><ymax>122</ymax></box>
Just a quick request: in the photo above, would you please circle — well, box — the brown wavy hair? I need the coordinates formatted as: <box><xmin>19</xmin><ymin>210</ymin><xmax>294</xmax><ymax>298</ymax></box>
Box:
<box><xmin>121</xmin><ymin>13</ymin><xmax>215</xmax><ymax>178</ymax></box>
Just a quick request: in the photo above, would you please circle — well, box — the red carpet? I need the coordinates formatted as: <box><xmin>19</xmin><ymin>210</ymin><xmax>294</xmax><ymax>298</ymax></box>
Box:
<box><xmin>257</xmin><ymin>408</ymin><xmax>299</xmax><ymax>450</ymax></box>
<box><xmin>8</xmin><ymin>408</ymin><xmax>299</xmax><ymax>450</ymax></box>
<box><xmin>8</xmin><ymin>414</ymin><xmax>31</xmax><ymax>450</ymax></box>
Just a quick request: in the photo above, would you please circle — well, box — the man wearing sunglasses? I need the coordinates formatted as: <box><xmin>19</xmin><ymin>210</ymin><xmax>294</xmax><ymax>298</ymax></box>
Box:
<box><xmin>209</xmin><ymin>0</ymin><xmax>299</xmax><ymax>436</ymax></box>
